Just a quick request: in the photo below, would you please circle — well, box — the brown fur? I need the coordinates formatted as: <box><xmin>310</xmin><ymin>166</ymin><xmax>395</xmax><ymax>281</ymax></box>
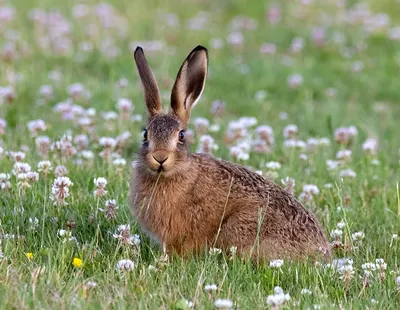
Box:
<box><xmin>130</xmin><ymin>45</ymin><xmax>332</xmax><ymax>262</ymax></box>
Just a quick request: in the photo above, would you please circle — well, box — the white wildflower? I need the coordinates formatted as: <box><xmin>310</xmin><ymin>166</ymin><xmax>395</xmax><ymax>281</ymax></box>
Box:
<box><xmin>266</xmin><ymin>286</ymin><xmax>291</xmax><ymax>307</ymax></box>
<box><xmin>204</xmin><ymin>284</ymin><xmax>218</xmax><ymax>292</ymax></box>
<box><xmin>266</xmin><ymin>161</ymin><xmax>281</xmax><ymax>170</ymax></box>
<box><xmin>116</xmin><ymin>259</ymin><xmax>135</xmax><ymax>271</ymax></box>
<box><xmin>209</xmin><ymin>248</ymin><xmax>222</xmax><ymax>255</ymax></box>
<box><xmin>269</xmin><ymin>259</ymin><xmax>284</xmax><ymax>268</ymax></box>
<box><xmin>300</xmin><ymin>288</ymin><xmax>312</xmax><ymax>295</ymax></box>
<box><xmin>214</xmin><ymin>298</ymin><xmax>233</xmax><ymax>310</ymax></box>
<box><xmin>50</xmin><ymin>176</ymin><xmax>73</xmax><ymax>206</ymax></box>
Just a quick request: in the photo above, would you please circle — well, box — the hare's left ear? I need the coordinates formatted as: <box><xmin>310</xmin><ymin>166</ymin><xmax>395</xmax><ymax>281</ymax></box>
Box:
<box><xmin>170</xmin><ymin>45</ymin><xmax>208</xmax><ymax>126</ymax></box>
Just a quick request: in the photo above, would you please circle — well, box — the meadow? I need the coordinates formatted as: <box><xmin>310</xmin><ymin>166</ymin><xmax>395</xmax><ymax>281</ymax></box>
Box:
<box><xmin>1</xmin><ymin>0</ymin><xmax>400</xmax><ymax>308</ymax></box>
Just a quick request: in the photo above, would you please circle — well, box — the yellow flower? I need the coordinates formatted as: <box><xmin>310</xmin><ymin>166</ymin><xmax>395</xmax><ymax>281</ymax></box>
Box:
<box><xmin>73</xmin><ymin>257</ymin><xmax>83</xmax><ymax>268</ymax></box>
<box><xmin>26</xmin><ymin>252</ymin><xmax>34</xmax><ymax>260</ymax></box>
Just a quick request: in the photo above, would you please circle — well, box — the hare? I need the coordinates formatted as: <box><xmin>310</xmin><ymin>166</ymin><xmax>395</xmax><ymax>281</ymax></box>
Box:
<box><xmin>130</xmin><ymin>45</ymin><xmax>331</xmax><ymax>262</ymax></box>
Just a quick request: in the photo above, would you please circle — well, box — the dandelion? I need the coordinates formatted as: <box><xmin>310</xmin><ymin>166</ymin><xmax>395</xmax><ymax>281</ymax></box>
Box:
<box><xmin>94</xmin><ymin>177</ymin><xmax>107</xmax><ymax>197</ymax></box>
<box><xmin>26</xmin><ymin>252</ymin><xmax>34</xmax><ymax>260</ymax></box>
<box><xmin>85</xmin><ymin>281</ymin><xmax>97</xmax><ymax>289</ymax></box>
<box><xmin>209</xmin><ymin>248</ymin><xmax>222</xmax><ymax>255</ymax></box>
<box><xmin>269</xmin><ymin>259</ymin><xmax>284</xmax><ymax>268</ymax></box>
<box><xmin>266</xmin><ymin>286</ymin><xmax>291</xmax><ymax>308</ymax></box>
<box><xmin>116</xmin><ymin>259</ymin><xmax>135</xmax><ymax>271</ymax></box>
<box><xmin>50</xmin><ymin>176</ymin><xmax>73</xmax><ymax>206</ymax></box>
<box><xmin>214</xmin><ymin>298</ymin><xmax>233</xmax><ymax>310</ymax></box>
<box><xmin>73</xmin><ymin>257</ymin><xmax>83</xmax><ymax>268</ymax></box>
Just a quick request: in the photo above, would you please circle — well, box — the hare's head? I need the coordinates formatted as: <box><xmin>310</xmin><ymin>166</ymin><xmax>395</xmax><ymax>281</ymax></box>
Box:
<box><xmin>134</xmin><ymin>45</ymin><xmax>208</xmax><ymax>176</ymax></box>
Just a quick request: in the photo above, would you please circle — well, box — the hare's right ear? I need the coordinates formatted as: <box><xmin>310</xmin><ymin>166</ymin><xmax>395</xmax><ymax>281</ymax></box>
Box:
<box><xmin>134</xmin><ymin>47</ymin><xmax>162</xmax><ymax>118</ymax></box>
<box><xmin>170</xmin><ymin>45</ymin><xmax>208</xmax><ymax>126</ymax></box>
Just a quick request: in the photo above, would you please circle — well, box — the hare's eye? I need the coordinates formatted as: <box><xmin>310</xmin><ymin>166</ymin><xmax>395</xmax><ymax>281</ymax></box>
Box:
<box><xmin>179</xmin><ymin>130</ymin><xmax>185</xmax><ymax>141</ymax></box>
<box><xmin>143</xmin><ymin>129</ymin><xmax>148</xmax><ymax>141</ymax></box>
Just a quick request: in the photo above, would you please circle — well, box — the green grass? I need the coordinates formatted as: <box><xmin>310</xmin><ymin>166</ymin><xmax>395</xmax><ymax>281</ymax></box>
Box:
<box><xmin>1</xmin><ymin>0</ymin><xmax>400</xmax><ymax>309</ymax></box>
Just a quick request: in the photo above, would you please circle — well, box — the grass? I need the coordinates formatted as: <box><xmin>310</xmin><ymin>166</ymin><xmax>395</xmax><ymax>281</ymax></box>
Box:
<box><xmin>1</xmin><ymin>0</ymin><xmax>400</xmax><ymax>309</ymax></box>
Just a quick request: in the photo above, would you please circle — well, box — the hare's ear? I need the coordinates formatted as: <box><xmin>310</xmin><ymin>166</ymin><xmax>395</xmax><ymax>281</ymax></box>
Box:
<box><xmin>170</xmin><ymin>45</ymin><xmax>208</xmax><ymax>126</ymax></box>
<box><xmin>134</xmin><ymin>47</ymin><xmax>162</xmax><ymax>118</ymax></box>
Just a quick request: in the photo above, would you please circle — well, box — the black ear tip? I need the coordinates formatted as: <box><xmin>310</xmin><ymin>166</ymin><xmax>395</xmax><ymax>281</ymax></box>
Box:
<box><xmin>134</xmin><ymin>46</ymin><xmax>144</xmax><ymax>54</ymax></box>
<box><xmin>192</xmin><ymin>45</ymin><xmax>208</xmax><ymax>53</ymax></box>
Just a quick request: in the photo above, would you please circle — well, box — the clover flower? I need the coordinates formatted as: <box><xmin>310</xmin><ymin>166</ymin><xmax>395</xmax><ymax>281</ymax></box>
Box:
<box><xmin>50</xmin><ymin>177</ymin><xmax>73</xmax><ymax>206</ymax></box>
<box><xmin>94</xmin><ymin>177</ymin><xmax>107</xmax><ymax>197</ymax></box>
<box><xmin>99</xmin><ymin>199</ymin><xmax>119</xmax><ymax>220</ymax></box>
<box><xmin>116</xmin><ymin>259</ymin><xmax>135</xmax><ymax>271</ymax></box>
<box><xmin>266</xmin><ymin>286</ymin><xmax>290</xmax><ymax>309</ymax></box>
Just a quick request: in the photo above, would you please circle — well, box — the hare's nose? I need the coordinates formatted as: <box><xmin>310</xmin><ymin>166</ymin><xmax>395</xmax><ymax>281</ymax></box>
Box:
<box><xmin>152</xmin><ymin>150</ymin><xmax>169</xmax><ymax>165</ymax></box>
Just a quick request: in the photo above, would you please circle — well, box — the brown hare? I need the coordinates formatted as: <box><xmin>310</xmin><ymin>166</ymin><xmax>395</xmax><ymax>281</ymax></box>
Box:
<box><xmin>130</xmin><ymin>45</ymin><xmax>331</xmax><ymax>262</ymax></box>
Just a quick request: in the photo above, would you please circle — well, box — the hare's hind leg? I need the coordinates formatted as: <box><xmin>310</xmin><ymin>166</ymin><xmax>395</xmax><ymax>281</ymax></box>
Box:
<box><xmin>215</xmin><ymin>209</ymin><xmax>309</xmax><ymax>261</ymax></box>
